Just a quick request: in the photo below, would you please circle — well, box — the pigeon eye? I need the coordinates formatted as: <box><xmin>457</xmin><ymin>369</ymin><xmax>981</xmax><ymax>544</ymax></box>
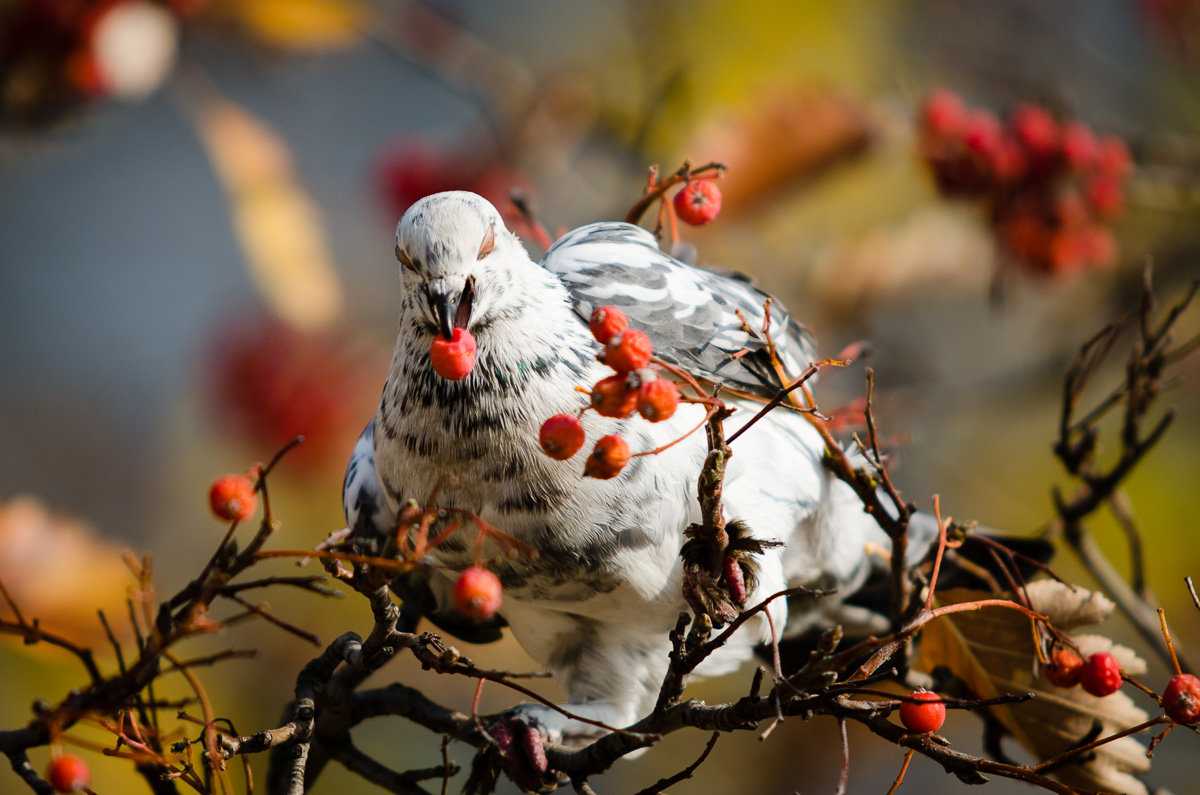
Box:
<box><xmin>396</xmin><ymin>245</ymin><xmax>416</xmax><ymax>270</ymax></box>
<box><xmin>477</xmin><ymin>226</ymin><xmax>495</xmax><ymax>260</ymax></box>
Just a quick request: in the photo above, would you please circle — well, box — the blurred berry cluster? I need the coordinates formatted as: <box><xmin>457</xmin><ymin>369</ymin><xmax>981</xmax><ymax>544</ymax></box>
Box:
<box><xmin>919</xmin><ymin>90</ymin><xmax>1132</xmax><ymax>277</ymax></box>
<box><xmin>0</xmin><ymin>0</ymin><xmax>193</xmax><ymax>126</ymax></box>
<box><xmin>207</xmin><ymin>318</ymin><xmax>385</xmax><ymax>477</ymax></box>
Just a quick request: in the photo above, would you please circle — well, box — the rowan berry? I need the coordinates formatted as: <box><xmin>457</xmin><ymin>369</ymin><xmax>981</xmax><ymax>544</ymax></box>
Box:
<box><xmin>590</xmin><ymin>375</ymin><xmax>638</xmax><ymax>418</ymax></box>
<box><xmin>637</xmin><ymin>378</ymin><xmax>680</xmax><ymax>422</ymax></box>
<box><xmin>1086</xmin><ymin>175</ymin><xmax>1124</xmax><ymax>220</ymax></box>
<box><xmin>673</xmin><ymin>179</ymin><xmax>722</xmax><ymax>226</ymax></box>
<box><xmin>583</xmin><ymin>434</ymin><xmax>631</xmax><ymax>479</ymax></box>
<box><xmin>1045</xmin><ymin>647</ymin><xmax>1084</xmax><ymax>688</ymax></box>
<box><xmin>600</xmin><ymin>329</ymin><xmax>653</xmax><ymax>373</ymax></box>
<box><xmin>1098</xmin><ymin>135</ymin><xmax>1132</xmax><ymax>180</ymax></box>
<box><xmin>920</xmin><ymin>89</ymin><xmax>967</xmax><ymax>140</ymax></box>
<box><xmin>1162</xmin><ymin>673</ymin><xmax>1200</xmax><ymax>725</ymax></box>
<box><xmin>429</xmin><ymin>327</ymin><xmax>477</xmax><ymax>380</ymax></box>
<box><xmin>539</xmin><ymin>414</ymin><xmax>586</xmax><ymax>460</ymax></box>
<box><xmin>208</xmin><ymin>474</ymin><xmax>258</xmax><ymax>522</ymax></box>
<box><xmin>453</xmin><ymin>566</ymin><xmax>502</xmax><ymax>620</ymax></box>
<box><xmin>1080</xmin><ymin>652</ymin><xmax>1123</xmax><ymax>696</ymax></box>
<box><xmin>1011</xmin><ymin>103</ymin><xmax>1059</xmax><ymax>162</ymax></box>
<box><xmin>1081</xmin><ymin>225</ymin><xmax>1117</xmax><ymax>268</ymax></box>
<box><xmin>899</xmin><ymin>690</ymin><xmax>946</xmax><ymax>733</ymax></box>
<box><xmin>589</xmin><ymin>305</ymin><xmax>628</xmax><ymax>344</ymax></box>
<box><xmin>1061</xmin><ymin>121</ymin><xmax>1100</xmax><ymax>171</ymax></box>
<box><xmin>964</xmin><ymin>110</ymin><xmax>1003</xmax><ymax>160</ymax></box>
<box><xmin>47</xmin><ymin>753</ymin><xmax>90</xmax><ymax>793</ymax></box>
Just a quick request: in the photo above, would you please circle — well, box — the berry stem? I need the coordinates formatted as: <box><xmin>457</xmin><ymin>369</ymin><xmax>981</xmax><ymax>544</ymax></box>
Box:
<box><xmin>924</xmin><ymin>495</ymin><xmax>949</xmax><ymax>613</ymax></box>
<box><xmin>1157</xmin><ymin>607</ymin><xmax>1183</xmax><ymax>676</ymax></box>
<box><xmin>624</xmin><ymin>161</ymin><xmax>726</xmax><ymax>225</ymax></box>
<box><xmin>886</xmin><ymin>749</ymin><xmax>916</xmax><ymax>795</ymax></box>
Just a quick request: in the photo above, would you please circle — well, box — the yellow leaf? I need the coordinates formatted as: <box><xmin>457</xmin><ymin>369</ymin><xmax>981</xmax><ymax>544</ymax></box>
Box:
<box><xmin>224</xmin><ymin>0</ymin><xmax>365</xmax><ymax>51</ymax></box>
<box><xmin>187</xmin><ymin>90</ymin><xmax>344</xmax><ymax>331</ymax></box>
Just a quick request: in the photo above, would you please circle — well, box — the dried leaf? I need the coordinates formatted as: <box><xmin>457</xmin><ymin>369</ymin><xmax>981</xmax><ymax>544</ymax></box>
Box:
<box><xmin>920</xmin><ymin>581</ymin><xmax>1151</xmax><ymax>795</ymax></box>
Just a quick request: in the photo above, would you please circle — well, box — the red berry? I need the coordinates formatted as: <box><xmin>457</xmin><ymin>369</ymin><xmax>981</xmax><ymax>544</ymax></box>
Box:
<box><xmin>453</xmin><ymin>566</ymin><xmax>502</xmax><ymax>620</ymax></box>
<box><xmin>899</xmin><ymin>690</ymin><xmax>946</xmax><ymax>734</ymax></box>
<box><xmin>589</xmin><ymin>305</ymin><xmax>628</xmax><ymax>344</ymax></box>
<box><xmin>429</xmin><ymin>327</ymin><xmax>477</xmax><ymax>380</ymax></box>
<box><xmin>1162</xmin><ymin>673</ymin><xmax>1200</xmax><ymax>725</ymax></box>
<box><xmin>1061</xmin><ymin>121</ymin><xmax>1100</xmax><ymax>171</ymax></box>
<box><xmin>1054</xmin><ymin>189</ymin><xmax>1089</xmax><ymax>227</ymax></box>
<box><xmin>1045</xmin><ymin>648</ymin><xmax>1085</xmax><ymax>688</ymax></box>
<box><xmin>590</xmin><ymin>374</ymin><xmax>638</xmax><ymax>418</ymax></box>
<box><xmin>637</xmin><ymin>378</ymin><xmax>680</xmax><ymax>422</ymax></box>
<box><xmin>601</xmin><ymin>329</ymin><xmax>653</xmax><ymax>373</ymax></box>
<box><xmin>538</xmin><ymin>414</ymin><xmax>585</xmax><ymax>460</ymax></box>
<box><xmin>1086</xmin><ymin>175</ymin><xmax>1124</xmax><ymax>220</ymax></box>
<box><xmin>1047</xmin><ymin>230</ymin><xmax>1089</xmax><ymax>275</ymax></box>
<box><xmin>1080</xmin><ymin>652</ymin><xmax>1123</xmax><ymax>697</ymax></box>
<box><xmin>988</xmin><ymin>135</ymin><xmax>1027</xmax><ymax>182</ymax></box>
<box><xmin>964</xmin><ymin>110</ymin><xmax>1003</xmax><ymax>160</ymax></box>
<box><xmin>208</xmin><ymin>474</ymin><xmax>258</xmax><ymax>522</ymax></box>
<box><xmin>1011</xmin><ymin>103</ymin><xmax>1059</xmax><ymax>161</ymax></box>
<box><xmin>1081</xmin><ymin>224</ymin><xmax>1117</xmax><ymax>268</ymax></box>
<box><xmin>583</xmin><ymin>434</ymin><xmax>631</xmax><ymax>479</ymax></box>
<box><xmin>47</xmin><ymin>753</ymin><xmax>90</xmax><ymax>793</ymax></box>
<box><xmin>673</xmin><ymin>179</ymin><xmax>722</xmax><ymax>226</ymax></box>
<box><xmin>920</xmin><ymin>89</ymin><xmax>968</xmax><ymax>140</ymax></box>
<box><xmin>1098</xmin><ymin>135</ymin><xmax>1132</xmax><ymax>180</ymax></box>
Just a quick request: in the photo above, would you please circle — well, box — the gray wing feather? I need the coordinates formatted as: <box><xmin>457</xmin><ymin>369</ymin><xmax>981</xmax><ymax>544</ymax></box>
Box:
<box><xmin>541</xmin><ymin>222</ymin><xmax>817</xmax><ymax>398</ymax></box>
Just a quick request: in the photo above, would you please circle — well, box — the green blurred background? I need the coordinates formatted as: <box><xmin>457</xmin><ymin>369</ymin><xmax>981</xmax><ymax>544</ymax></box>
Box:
<box><xmin>1</xmin><ymin>0</ymin><xmax>1199</xmax><ymax>792</ymax></box>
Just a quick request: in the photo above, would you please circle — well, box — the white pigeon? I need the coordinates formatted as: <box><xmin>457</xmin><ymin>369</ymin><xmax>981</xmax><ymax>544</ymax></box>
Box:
<box><xmin>342</xmin><ymin>190</ymin><xmax>933</xmax><ymax>773</ymax></box>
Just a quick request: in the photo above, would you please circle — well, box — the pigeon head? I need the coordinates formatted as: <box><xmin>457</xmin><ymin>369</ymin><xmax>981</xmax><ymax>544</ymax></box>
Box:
<box><xmin>394</xmin><ymin>191</ymin><xmax>528</xmax><ymax>340</ymax></box>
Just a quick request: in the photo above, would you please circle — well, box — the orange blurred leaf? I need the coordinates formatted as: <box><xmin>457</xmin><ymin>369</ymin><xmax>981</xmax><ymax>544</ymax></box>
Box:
<box><xmin>0</xmin><ymin>497</ymin><xmax>134</xmax><ymax>647</ymax></box>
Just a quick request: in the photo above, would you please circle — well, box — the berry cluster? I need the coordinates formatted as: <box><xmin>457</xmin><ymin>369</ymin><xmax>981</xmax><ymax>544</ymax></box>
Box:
<box><xmin>208</xmin><ymin>318</ymin><xmax>383</xmax><ymax>476</ymax></box>
<box><xmin>376</xmin><ymin>135</ymin><xmax>531</xmax><ymax>229</ymax></box>
<box><xmin>919</xmin><ymin>90</ymin><xmax>1131</xmax><ymax>276</ymax></box>
<box><xmin>537</xmin><ymin>306</ymin><xmax>682</xmax><ymax>479</ymax></box>
<box><xmin>1044</xmin><ymin>646</ymin><xmax>1200</xmax><ymax>727</ymax></box>
<box><xmin>0</xmin><ymin>0</ymin><xmax>191</xmax><ymax>126</ymax></box>
<box><xmin>1043</xmin><ymin>648</ymin><xmax>1123</xmax><ymax>696</ymax></box>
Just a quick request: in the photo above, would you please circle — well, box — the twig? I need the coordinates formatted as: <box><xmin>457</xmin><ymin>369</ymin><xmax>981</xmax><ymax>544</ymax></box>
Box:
<box><xmin>629</xmin><ymin>732</ymin><xmax>719</xmax><ymax>795</ymax></box>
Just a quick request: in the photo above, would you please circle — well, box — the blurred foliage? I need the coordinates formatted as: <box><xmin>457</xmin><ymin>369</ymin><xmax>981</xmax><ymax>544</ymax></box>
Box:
<box><xmin>1</xmin><ymin>0</ymin><xmax>1199</xmax><ymax>792</ymax></box>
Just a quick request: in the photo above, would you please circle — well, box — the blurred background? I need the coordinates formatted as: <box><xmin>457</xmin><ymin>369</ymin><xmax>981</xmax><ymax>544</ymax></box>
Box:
<box><xmin>1</xmin><ymin>0</ymin><xmax>1199</xmax><ymax>792</ymax></box>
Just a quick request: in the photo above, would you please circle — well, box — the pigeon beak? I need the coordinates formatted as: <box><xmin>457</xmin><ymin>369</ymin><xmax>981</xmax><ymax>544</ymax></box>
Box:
<box><xmin>427</xmin><ymin>277</ymin><xmax>475</xmax><ymax>340</ymax></box>
<box><xmin>430</xmin><ymin>288</ymin><xmax>456</xmax><ymax>340</ymax></box>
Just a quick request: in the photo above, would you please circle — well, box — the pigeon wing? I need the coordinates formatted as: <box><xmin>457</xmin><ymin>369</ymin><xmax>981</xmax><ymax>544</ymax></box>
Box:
<box><xmin>541</xmin><ymin>222</ymin><xmax>817</xmax><ymax>399</ymax></box>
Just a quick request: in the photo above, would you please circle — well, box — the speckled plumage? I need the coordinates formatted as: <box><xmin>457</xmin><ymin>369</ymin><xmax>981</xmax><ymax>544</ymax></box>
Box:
<box><xmin>343</xmin><ymin>191</ymin><xmax>931</xmax><ymax>742</ymax></box>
